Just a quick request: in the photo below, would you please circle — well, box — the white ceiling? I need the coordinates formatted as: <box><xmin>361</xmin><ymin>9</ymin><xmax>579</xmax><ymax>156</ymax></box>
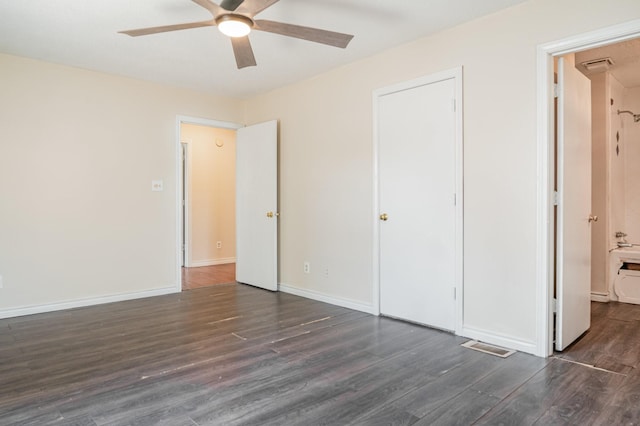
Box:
<box><xmin>0</xmin><ymin>0</ymin><xmax>527</xmax><ymax>99</ymax></box>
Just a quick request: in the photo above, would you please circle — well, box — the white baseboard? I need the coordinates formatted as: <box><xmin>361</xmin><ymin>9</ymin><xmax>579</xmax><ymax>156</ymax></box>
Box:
<box><xmin>591</xmin><ymin>291</ymin><xmax>610</xmax><ymax>303</ymax></box>
<box><xmin>189</xmin><ymin>257</ymin><xmax>236</xmax><ymax>267</ymax></box>
<box><xmin>278</xmin><ymin>283</ymin><xmax>375</xmax><ymax>315</ymax></box>
<box><xmin>0</xmin><ymin>287</ymin><xmax>178</xmax><ymax>320</ymax></box>
<box><xmin>460</xmin><ymin>325</ymin><xmax>537</xmax><ymax>356</ymax></box>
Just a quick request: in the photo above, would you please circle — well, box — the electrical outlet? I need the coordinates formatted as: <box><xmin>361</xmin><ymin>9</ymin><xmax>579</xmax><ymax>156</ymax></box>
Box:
<box><xmin>216</xmin><ymin>241</ymin><xmax>222</xmax><ymax>249</ymax></box>
<box><xmin>151</xmin><ymin>180</ymin><xmax>164</xmax><ymax>192</ymax></box>
<box><xmin>323</xmin><ymin>267</ymin><xmax>329</xmax><ymax>278</ymax></box>
<box><xmin>303</xmin><ymin>261</ymin><xmax>310</xmax><ymax>274</ymax></box>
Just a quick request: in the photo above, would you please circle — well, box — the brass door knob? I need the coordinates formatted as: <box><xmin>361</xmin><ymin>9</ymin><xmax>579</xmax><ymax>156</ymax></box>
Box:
<box><xmin>266</xmin><ymin>212</ymin><xmax>274</xmax><ymax>218</ymax></box>
<box><xmin>380</xmin><ymin>213</ymin><xmax>388</xmax><ymax>221</ymax></box>
<box><xmin>589</xmin><ymin>215</ymin><xmax>598</xmax><ymax>223</ymax></box>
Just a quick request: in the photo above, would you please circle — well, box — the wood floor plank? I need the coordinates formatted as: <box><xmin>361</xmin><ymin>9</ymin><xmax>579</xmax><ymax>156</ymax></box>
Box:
<box><xmin>189</xmin><ymin>342</ymin><xmax>387</xmax><ymax>424</ymax></box>
<box><xmin>469</xmin><ymin>352</ymin><xmax>548</xmax><ymax>399</ymax></box>
<box><xmin>557</xmin><ymin>301</ymin><xmax>640</xmax><ymax>371</ymax></box>
<box><xmin>2</xmin><ymin>286</ymin><xmax>640</xmax><ymax>425</ymax></box>
<box><xmin>0</xmin><ymin>407</ymin><xmax>65</xmax><ymax>426</ymax></box>
<box><xmin>412</xmin><ymin>388</ymin><xmax>500</xmax><ymax>426</ymax></box>
<box><xmin>391</xmin><ymin>350</ymin><xmax>507</xmax><ymax>419</ymax></box>
<box><xmin>476</xmin><ymin>357</ymin><xmax>625</xmax><ymax>425</ymax></box>
<box><xmin>349</xmin><ymin>406</ymin><xmax>420</xmax><ymax>426</ymax></box>
<box><xmin>182</xmin><ymin>263</ymin><xmax>236</xmax><ymax>290</ymax></box>
<box><xmin>592</xmin><ymin>373</ymin><xmax>640</xmax><ymax>425</ymax></box>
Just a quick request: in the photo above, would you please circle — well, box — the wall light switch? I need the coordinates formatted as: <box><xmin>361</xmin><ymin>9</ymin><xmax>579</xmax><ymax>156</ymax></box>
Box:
<box><xmin>152</xmin><ymin>180</ymin><xmax>164</xmax><ymax>192</ymax></box>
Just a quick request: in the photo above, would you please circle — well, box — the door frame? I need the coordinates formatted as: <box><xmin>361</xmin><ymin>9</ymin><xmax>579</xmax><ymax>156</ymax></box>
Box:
<box><xmin>536</xmin><ymin>19</ymin><xmax>640</xmax><ymax>357</ymax></box>
<box><xmin>175</xmin><ymin>115</ymin><xmax>243</xmax><ymax>292</ymax></box>
<box><xmin>181</xmin><ymin>140</ymin><xmax>190</xmax><ymax>267</ymax></box>
<box><xmin>372</xmin><ymin>66</ymin><xmax>464</xmax><ymax>334</ymax></box>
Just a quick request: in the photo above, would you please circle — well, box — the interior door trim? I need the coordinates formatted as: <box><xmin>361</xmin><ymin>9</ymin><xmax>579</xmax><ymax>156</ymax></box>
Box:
<box><xmin>372</xmin><ymin>66</ymin><xmax>464</xmax><ymax>335</ymax></box>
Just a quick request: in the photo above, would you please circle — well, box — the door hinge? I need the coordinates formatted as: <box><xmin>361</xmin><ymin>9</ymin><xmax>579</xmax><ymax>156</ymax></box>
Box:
<box><xmin>453</xmin><ymin>287</ymin><xmax>457</xmax><ymax>300</ymax></box>
<box><xmin>552</xmin><ymin>297</ymin><xmax>557</xmax><ymax>313</ymax></box>
<box><xmin>553</xmin><ymin>191</ymin><xmax>559</xmax><ymax>206</ymax></box>
<box><xmin>553</xmin><ymin>83</ymin><xmax>559</xmax><ymax>99</ymax></box>
<box><xmin>453</xmin><ymin>193</ymin><xmax>457</xmax><ymax>206</ymax></box>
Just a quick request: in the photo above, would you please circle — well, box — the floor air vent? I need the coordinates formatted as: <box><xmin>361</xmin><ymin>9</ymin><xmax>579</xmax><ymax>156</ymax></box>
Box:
<box><xmin>461</xmin><ymin>340</ymin><xmax>515</xmax><ymax>358</ymax></box>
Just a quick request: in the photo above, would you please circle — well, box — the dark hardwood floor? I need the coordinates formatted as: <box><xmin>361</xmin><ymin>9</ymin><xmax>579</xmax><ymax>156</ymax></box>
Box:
<box><xmin>1</xmin><ymin>287</ymin><xmax>639</xmax><ymax>425</ymax></box>
<box><xmin>182</xmin><ymin>264</ymin><xmax>236</xmax><ymax>290</ymax></box>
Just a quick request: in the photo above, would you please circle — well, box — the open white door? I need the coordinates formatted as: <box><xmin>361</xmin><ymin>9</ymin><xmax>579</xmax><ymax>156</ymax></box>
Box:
<box><xmin>556</xmin><ymin>57</ymin><xmax>592</xmax><ymax>351</ymax></box>
<box><xmin>236</xmin><ymin>120</ymin><xmax>278</xmax><ymax>291</ymax></box>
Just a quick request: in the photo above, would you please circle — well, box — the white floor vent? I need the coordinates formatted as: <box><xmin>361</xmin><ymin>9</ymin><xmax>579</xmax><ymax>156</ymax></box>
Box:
<box><xmin>461</xmin><ymin>340</ymin><xmax>515</xmax><ymax>358</ymax></box>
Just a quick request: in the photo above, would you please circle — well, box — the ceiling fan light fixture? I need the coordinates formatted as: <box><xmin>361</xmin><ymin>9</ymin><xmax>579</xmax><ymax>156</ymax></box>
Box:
<box><xmin>216</xmin><ymin>14</ymin><xmax>253</xmax><ymax>38</ymax></box>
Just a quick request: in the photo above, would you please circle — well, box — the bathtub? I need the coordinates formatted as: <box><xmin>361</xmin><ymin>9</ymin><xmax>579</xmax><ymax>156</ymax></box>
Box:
<box><xmin>609</xmin><ymin>246</ymin><xmax>640</xmax><ymax>305</ymax></box>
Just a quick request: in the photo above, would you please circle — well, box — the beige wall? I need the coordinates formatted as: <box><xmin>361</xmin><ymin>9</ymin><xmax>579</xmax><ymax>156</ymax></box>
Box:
<box><xmin>182</xmin><ymin>124</ymin><xmax>236</xmax><ymax>266</ymax></box>
<box><xmin>623</xmin><ymin>86</ymin><xmax>640</xmax><ymax>242</ymax></box>
<box><xmin>590</xmin><ymin>72</ymin><xmax>628</xmax><ymax>296</ymax></box>
<box><xmin>0</xmin><ymin>53</ymin><xmax>244</xmax><ymax>313</ymax></box>
<box><xmin>245</xmin><ymin>0</ymin><xmax>640</xmax><ymax>351</ymax></box>
<box><xmin>611</xmin><ymin>75</ymin><xmax>627</xmax><ymax>245</ymax></box>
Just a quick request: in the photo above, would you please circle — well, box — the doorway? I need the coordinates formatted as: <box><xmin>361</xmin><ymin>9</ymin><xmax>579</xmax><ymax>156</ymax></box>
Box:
<box><xmin>555</xmin><ymin>40</ymin><xmax>640</xmax><ymax>354</ymax></box>
<box><xmin>537</xmin><ymin>21</ymin><xmax>640</xmax><ymax>357</ymax></box>
<box><xmin>176</xmin><ymin>116</ymin><xmax>243</xmax><ymax>291</ymax></box>
<box><xmin>175</xmin><ymin>117</ymin><xmax>279</xmax><ymax>293</ymax></box>
<box><xmin>182</xmin><ymin>124</ymin><xmax>237</xmax><ymax>269</ymax></box>
<box><xmin>373</xmin><ymin>67</ymin><xmax>463</xmax><ymax>333</ymax></box>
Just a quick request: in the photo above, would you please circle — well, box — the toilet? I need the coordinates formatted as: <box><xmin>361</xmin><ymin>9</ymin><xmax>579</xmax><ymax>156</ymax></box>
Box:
<box><xmin>610</xmin><ymin>247</ymin><xmax>640</xmax><ymax>305</ymax></box>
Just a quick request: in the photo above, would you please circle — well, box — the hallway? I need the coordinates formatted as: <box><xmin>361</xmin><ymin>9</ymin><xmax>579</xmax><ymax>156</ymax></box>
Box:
<box><xmin>181</xmin><ymin>264</ymin><xmax>236</xmax><ymax>290</ymax></box>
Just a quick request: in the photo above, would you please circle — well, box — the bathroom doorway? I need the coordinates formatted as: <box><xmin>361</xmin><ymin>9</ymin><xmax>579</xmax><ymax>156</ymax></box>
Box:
<box><xmin>553</xmin><ymin>35</ymin><xmax>640</xmax><ymax>358</ymax></box>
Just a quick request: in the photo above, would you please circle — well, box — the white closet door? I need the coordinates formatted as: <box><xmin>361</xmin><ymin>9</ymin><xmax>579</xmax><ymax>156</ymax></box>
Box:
<box><xmin>378</xmin><ymin>77</ymin><xmax>457</xmax><ymax>331</ymax></box>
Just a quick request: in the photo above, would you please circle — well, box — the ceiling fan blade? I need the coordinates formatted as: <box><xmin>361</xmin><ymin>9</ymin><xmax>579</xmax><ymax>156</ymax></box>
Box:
<box><xmin>220</xmin><ymin>0</ymin><xmax>246</xmax><ymax>11</ymax></box>
<box><xmin>119</xmin><ymin>20</ymin><xmax>216</xmax><ymax>37</ymax></box>
<box><xmin>231</xmin><ymin>36</ymin><xmax>257</xmax><ymax>69</ymax></box>
<box><xmin>190</xmin><ymin>0</ymin><xmax>224</xmax><ymax>16</ymax></box>
<box><xmin>254</xmin><ymin>20</ymin><xmax>353</xmax><ymax>48</ymax></box>
<box><xmin>236</xmin><ymin>0</ymin><xmax>279</xmax><ymax>16</ymax></box>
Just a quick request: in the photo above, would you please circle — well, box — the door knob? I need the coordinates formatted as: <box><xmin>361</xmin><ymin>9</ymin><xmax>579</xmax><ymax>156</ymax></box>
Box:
<box><xmin>589</xmin><ymin>215</ymin><xmax>598</xmax><ymax>223</ymax></box>
<box><xmin>380</xmin><ymin>213</ymin><xmax>388</xmax><ymax>221</ymax></box>
<box><xmin>266</xmin><ymin>211</ymin><xmax>273</xmax><ymax>218</ymax></box>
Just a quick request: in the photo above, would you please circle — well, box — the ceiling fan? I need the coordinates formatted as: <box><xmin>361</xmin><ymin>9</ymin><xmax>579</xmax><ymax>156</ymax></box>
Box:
<box><xmin>119</xmin><ymin>0</ymin><xmax>354</xmax><ymax>69</ymax></box>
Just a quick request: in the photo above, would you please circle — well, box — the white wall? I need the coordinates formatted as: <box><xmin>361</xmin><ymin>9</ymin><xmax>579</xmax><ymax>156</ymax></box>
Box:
<box><xmin>623</xmin><ymin>86</ymin><xmax>640</xmax><ymax>242</ymax></box>
<box><xmin>245</xmin><ymin>0</ymin><xmax>640</xmax><ymax>353</ymax></box>
<box><xmin>0</xmin><ymin>53</ymin><xmax>244</xmax><ymax>315</ymax></box>
<box><xmin>182</xmin><ymin>124</ymin><xmax>236</xmax><ymax>266</ymax></box>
